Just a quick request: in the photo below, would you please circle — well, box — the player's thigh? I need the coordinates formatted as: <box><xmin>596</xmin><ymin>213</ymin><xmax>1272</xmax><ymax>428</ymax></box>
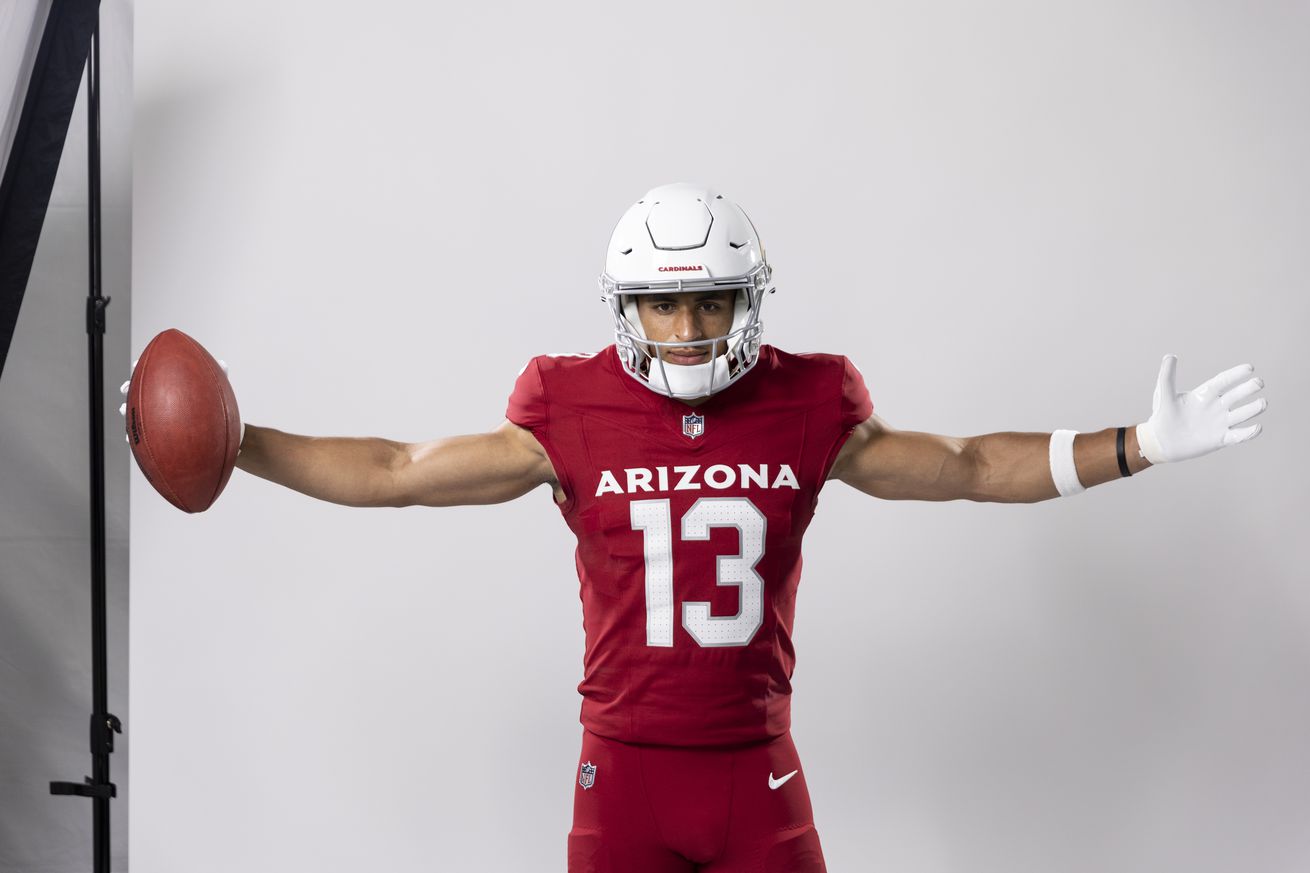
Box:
<box><xmin>701</xmin><ymin>815</ymin><xmax>828</xmax><ymax>873</ymax></box>
<box><xmin>705</xmin><ymin>731</ymin><xmax>827</xmax><ymax>873</ymax></box>
<box><xmin>568</xmin><ymin>730</ymin><xmax>696</xmax><ymax>873</ymax></box>
<box><xmin>759</xmin><ymin>823</ymin><xmax>827</xmax><ymax>873</ymax></box>
<box><xmin>567</xmin><ymin>827</ymin><xmax>696</xmax><ymax>873</ymax></box>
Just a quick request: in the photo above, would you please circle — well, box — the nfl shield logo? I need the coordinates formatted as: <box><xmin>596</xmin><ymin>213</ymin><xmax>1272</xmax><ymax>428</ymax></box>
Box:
<box><xmin>579</xmin><ymin>761</ymin><xmax>597</xmax><ymax>790</ymax></box>
<box><xmin>682</xmin><ymin>413</ymin><xmax>705</xmax><ymax>439</ymax></box>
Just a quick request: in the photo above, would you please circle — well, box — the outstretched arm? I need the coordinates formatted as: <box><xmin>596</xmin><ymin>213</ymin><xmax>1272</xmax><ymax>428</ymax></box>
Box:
<box><xmin>237</xmin><ymin>420</ymin><xmax>559</xmax><ymax>509</ymax></box>
<box><xmin>829</xmin><ymin>355</ymin><xmax>1267</xmax><ymax>504</ymax></box>
<box><xmin>120</xmin><ymin>355</ymin><xmax>560</xmax><ymax>509</ymax></box>
<box><xmin>829</xmin><ymin>416</ymin><xmax>1152</xmax><ymax>504</ymax></box>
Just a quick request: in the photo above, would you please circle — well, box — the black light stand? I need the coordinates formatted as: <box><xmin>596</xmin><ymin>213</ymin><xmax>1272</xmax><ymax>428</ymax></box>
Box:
<box><xmin>48</xmin><ymin>14</ymin><xmax>121</xmax><ymax>873</ymax></box>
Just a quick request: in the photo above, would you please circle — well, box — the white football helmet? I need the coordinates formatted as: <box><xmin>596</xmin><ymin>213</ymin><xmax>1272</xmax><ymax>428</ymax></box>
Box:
<box><xmin>598</xmin><ymin>182</ymin><xmax>774</xmax><ymax>399</ymax></box>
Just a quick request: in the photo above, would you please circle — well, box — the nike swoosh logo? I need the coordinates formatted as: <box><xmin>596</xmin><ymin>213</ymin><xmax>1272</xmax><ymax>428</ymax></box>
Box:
<box><xmin>768</xmin><ymin>769</ymin><xmax>798</xmax><ymax>790</ymax></box>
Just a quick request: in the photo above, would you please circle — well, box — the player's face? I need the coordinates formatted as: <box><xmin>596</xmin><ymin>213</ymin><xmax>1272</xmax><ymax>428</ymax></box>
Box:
<box><xmin>635</xmin><ymin>290</ymin><xmax>736</xmax><ymax>365</ymax></box>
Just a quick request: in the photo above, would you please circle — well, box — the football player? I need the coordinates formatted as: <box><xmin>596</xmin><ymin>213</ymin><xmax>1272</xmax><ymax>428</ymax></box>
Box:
<box><xmin>122</xmin><ymin>183</ymin><xmax>1267</xmax><ymax>872</ymax></box>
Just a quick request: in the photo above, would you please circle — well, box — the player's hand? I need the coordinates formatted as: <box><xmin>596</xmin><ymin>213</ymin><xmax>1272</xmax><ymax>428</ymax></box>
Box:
<box><xmin>119</xmin><ymin>357</ymin><xmax>245</xmax><ymax>450</ymax></box>
<box><xmin>1134</xmin><ymin>354</ymin><xmax>1267</xmax><ymax>464</ymax></box>
<box><xmin>117</xmin><ymin>357</ymin><xmax>138</xmax><ymax>442</ymax></box>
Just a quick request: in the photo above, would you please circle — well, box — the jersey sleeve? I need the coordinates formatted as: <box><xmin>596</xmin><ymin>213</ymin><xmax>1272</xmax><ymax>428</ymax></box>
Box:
<box><xmin>840</xmin><ymin>356</ymin><xmax>874</xmax><ymax>427</ymax></box>
<box><xmin>506</xmin><ymin>357</ymin><xmax>548</xmax><ymax>429</ymax></box>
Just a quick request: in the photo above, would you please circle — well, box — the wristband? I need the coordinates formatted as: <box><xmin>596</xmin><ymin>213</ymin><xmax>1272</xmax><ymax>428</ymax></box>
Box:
<box><xmin>1116</xmin><ymin>426</ymin><xmax>1132</xmax><ymax>477</ymax></box>
<box><xmin>1048</xmin><ymin>429</ymin><xmax>1085</xmax><ymax>496</ymax></box>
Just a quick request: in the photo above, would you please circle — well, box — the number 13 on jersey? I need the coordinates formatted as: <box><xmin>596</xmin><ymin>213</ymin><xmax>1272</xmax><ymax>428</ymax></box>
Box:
<box><xmin>629</xmin><ymin>497</ymin><xmax>767</xmax><ymax>649</ymax></box>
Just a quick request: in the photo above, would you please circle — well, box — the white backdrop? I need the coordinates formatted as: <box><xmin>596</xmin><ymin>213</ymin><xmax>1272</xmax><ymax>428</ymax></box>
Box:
<box><xmin>131</xmin><ymin>2</ymin><xmax>1309</xmax><ymax>872</ymax></box>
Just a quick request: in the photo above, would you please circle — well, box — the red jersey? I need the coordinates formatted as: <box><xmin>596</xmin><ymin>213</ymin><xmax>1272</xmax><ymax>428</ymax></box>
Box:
<box><xmin>506</xmin><ymin>344</ymin><xmax>873</xmax><ymax>747</ymax></box>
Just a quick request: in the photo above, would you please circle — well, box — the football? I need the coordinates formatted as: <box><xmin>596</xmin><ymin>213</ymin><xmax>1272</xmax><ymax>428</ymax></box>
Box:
<box><xmin>125</xmin><ymin>329</ymin><xmax>241</xmax><ymax>513</ymax></box>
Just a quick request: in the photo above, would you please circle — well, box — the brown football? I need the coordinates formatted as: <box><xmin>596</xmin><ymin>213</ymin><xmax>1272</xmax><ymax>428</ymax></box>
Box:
<box><xmin>125</xmin><ymin>329</ymin><xmax>241</xmax><ymax>513</ymax></box>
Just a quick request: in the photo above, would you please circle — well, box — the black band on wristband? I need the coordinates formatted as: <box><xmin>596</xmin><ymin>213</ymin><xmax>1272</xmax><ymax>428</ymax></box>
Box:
<box><xmin>1116</xmin><ymin>426</ymin><xmax>1132</xmax><ymax>478</ymax></box>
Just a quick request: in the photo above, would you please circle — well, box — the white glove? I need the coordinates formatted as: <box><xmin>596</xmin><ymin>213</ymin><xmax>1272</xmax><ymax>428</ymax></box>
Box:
<box><xmin>119</xmin><ymin>357</ymin><xmax>246</xmax><ymax>451</ymax></box>
<box><xmin>1135</xmin><ymin>354</ymin><xmax>1266</xmax><ymax>464</ymax></box>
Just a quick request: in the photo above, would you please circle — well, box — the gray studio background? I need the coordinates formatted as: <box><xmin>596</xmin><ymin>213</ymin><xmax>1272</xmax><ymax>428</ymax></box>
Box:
<box><xmin>0</xmin><ymin>1</ymin><xmax>133</xmax><ymax>872</ymax></box>
<box><xmin>50</xmin><ymin>0</ymin><xmax>1310</xmax><ymax>871</ymax></box>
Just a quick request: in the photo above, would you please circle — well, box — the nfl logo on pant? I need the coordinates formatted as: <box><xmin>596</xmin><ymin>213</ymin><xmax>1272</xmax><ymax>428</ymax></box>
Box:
<box><xmin>682</xmin><ymin>414</ymin><xmax>705</xmax><ymax>439</ymax></box>
<box><xmin>578</xmin><ymin>761</ymin><xmax>597</xmax><ymax>790</ymax></box>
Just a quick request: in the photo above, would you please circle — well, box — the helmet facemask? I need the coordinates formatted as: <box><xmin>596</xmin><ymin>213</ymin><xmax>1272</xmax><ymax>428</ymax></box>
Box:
<box><xmin>601</xmin><ymin>262</ymin><xmax>770</xmax><ymax>400</ymax></box>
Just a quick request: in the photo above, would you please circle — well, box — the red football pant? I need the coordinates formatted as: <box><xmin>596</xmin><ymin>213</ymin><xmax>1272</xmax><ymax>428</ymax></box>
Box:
<box><xmin>568</xmin><ymin>728</ymin><xmax>827</xmax><ymax>873</ymax></box>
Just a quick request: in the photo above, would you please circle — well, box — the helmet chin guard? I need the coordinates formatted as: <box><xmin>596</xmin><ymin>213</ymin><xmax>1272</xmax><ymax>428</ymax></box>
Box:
<box><xmin>598</xmin><ymin>183</ymin><xmax>775</xmax><ymax>400</ymax></box>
